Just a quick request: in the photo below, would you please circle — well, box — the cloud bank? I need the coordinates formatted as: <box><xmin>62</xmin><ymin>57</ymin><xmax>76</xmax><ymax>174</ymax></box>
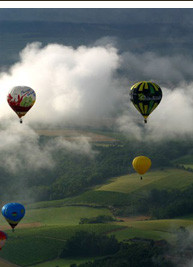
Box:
<box><xmin>0</xmin><ymin>42</ymin><xmax>192</xmax><ymax>173</ymax></box>
<box><xmin>0</xmin><ymin>41</ymin><xmax>192</xmax><ymax>141</ymax></box>
<box><xmin>0</xmin><ymin>42</ymin><xmax>122</xmax><ymax>126</ymax></box>
<box><xmin>0</xmin><ymin>121</ymin><xmax>96</xmax><ymax>173</ymax></box>
<box><xmin>118</xmin><ymin>51</ymin><xmax>193</xmax><ymax>140</ymax></box>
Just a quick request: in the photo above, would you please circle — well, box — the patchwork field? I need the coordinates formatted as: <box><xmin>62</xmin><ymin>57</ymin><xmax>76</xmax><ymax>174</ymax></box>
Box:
<box><xmin>96</xmin><ymin>168</ymin><xmax>193</xmax><ymax>193</ymax></box>
<box><xmin>110</xmin><ymin>217</ymin><xmax>193</xmax><ymax>244</ymax></box>
<box><xmin>1</xmin><ymin>210</ymin><xmax>193</xmax><ymax>266</ymax></box>
<box><xmin>1</xmin><ymin>167</ymin><xmax>193</xmax><ymax>266</ymax></box>
<box><xmin>0</xmin><ymin>206</ymin><xmax>112</xmax><ymax>228</ymax></box>
<box><xmin>0</xmin><ymin>205</ymin><xmax>118</xmax><ymax>266</ymax></box>
<box><xmin>64</xmin><ymin>168</ymin><xmax>193</xmax><ymax>207</ymax></box>
<box><xmin>24</xmin><ymin>206</ymin><xmax>112</xmax><ymax>226</ymax></box>
<box><xmin>0</xmin><ymin>212</ymin><xmax>122</xmax><ymax>266</ymax></box>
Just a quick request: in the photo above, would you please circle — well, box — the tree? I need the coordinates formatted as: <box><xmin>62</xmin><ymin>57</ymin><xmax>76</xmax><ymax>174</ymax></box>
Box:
<box><xmin>60</xmin><ymin>231</ymin><xmax>120</xmax><ymax>257</ymax></box>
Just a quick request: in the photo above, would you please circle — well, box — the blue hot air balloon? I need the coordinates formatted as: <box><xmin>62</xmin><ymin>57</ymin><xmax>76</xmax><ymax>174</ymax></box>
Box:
<box><xmin>2</xmin><ymin>203</ymin><xmax>25</xmax><ymax>232</ymax></box>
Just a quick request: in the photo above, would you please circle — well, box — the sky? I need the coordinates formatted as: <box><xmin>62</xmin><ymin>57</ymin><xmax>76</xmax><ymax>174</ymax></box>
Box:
<box><xmin>0</xmin><ymin>7</ymin><xmax>188</xmax><ymax>23</ymax></box>
<box><xmin>0</xmin><ymin>5</ymin><xmax>193</xmax><ymax>174</ymax></box>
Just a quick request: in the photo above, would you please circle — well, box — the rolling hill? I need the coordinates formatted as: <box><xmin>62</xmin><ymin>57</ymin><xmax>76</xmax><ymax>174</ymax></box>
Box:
<box><xmin>64</xmin><ymin>168</ymin><xmax>193</xmax><ymax>207</ymax></box>
<box><xmin>97</xmin><ymin>168</ymin><xmax>193</xmax><ymax>193</ymax></box>
<box><xmin>0</xmin><ymin>147</ymin><xmax>192</xmax><ymax>266</ymax></box>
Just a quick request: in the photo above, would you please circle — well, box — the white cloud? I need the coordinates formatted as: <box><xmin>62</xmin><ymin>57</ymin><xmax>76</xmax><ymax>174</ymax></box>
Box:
<box><xmin>0</xmin><ymin>121</ymin><xmax>96</xmax><ymax>173</ymax></box>
<box><xmin>0</xmin><ymin>121</ymin><xmax>54</xmax><ymax>172</ymax></box>
<box><xmin>0</xmin><ymin>42</ymin><xmax>121</xmax><ymax>126</ymax></box>
<box><xmin>121</xmin><ymin>51</ymin><xmax>193</xmax><ymax>86</ymax></box>
<box><xmin>116</xmin><ymin>83</ymin><xmax>193</xmax><ymax>141</ymax></box>
<box><xmin>0</xmin><ymin>41</ymin><xmax>193</xmax><ymax>148</ymax></box>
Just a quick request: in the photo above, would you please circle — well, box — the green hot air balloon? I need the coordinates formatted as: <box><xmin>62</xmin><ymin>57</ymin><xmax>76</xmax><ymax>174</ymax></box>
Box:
<box><xmin>130</xmin><ymin>81</ymin><xmax>162</xmax><ymax>123</ymax></box>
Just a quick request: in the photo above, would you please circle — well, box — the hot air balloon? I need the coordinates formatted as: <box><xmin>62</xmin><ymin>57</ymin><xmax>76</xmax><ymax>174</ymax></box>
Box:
<box><xmin>130</xmin><ymin>81</ymin><xmax>162</xmax><ymax>123</ymax></box>
<box><xmin>0</xmin><ymin>231</ymin><xmax>7</xmax><ymax>250</ymax></box>
<box><xmin>2</xmin><ymin>203</ymin><xmax>25</xmax><ymax>232</ymax></box>
<box><xmin>7</xmin><ymin>86</ymin><xmax>36</xmax><ymax>123</ymax></box>
<box><xmin>132</xmin><ymin>156</ymin><xmax>151</xmax><ymax>180</ymax></box>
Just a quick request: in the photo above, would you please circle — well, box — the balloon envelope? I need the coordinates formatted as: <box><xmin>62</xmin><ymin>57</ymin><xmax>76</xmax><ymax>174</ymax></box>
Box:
<box><xmin>2</xmin><ymin>203</ymin><xmax>25</xmax><ymax>230</ymax></box>
<box><xmin>132</xmin><ymin>156</ymin><xmax>151</xmax><ymax>175</ymax></box>
<box><xmin>0</xmin><ymin>231</ymin><xmax>7</xmax><ymax>250</ymax></box>
<box><xmin>7</xmin><ymin>86</ymin><xmax>36</xmax><ymax>121</ymax></box>
<box><xmin>130</xmin><ymin>81</ymin><xmax>162</xmax><ymax>123</ymax></box>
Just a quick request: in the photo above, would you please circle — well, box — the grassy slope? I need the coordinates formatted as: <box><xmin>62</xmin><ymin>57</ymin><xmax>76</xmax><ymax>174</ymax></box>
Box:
<box><xmin>0</xmin><ymin>224</ymin><xmax>123</xmax><ymax>266</ymax></box>
<box><xmin>183</xmin><ymin>164</ymin><xmax>193</xmax><ymax>170</ymax></box>
<box><xmin>64</xmin><ymin>168</ymin><xmax>193</xmax><ymax>207</ymax></box>
<box><xmin>28</xmin><ymin>216</ymin><xmax>193</xmax><ymax>267</ymax></box>
<box><xmin>0</xmin><ymin>205</ymin><xmax>121</xmax><ymax>266</ymax></box>
<box><xmin>111</xmin><ymin>217</ymin><xmax>193</xmax><ymax>244</ymax></box>
<box><xmin>97</xmin><ymin>168</ymin><xmax>193</xmax><ymax>193</ymax></box>
<box><xmin>173</xmin><ymin>154</ymin><xmax>193</xmax><ymax>170</ymax></box>
<box><xmin>23</xmin><ymin>206</ymin><xmax>112</xmax><ymax>226</ymax></box>
<box><xmin>67</xmin><ymin>191</ymin><xmax>131</xmax><ymax>206</ymax></box>
<box><xmin>2</xmin><ymin>168</ymin><xmax>193</xmax><ymax>266</ymax></box>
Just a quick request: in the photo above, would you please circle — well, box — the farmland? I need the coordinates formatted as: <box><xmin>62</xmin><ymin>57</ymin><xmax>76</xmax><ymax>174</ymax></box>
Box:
<box><xmin>97</xmin><ymin>168</ymin><xmax>193</xmax><ymax>193</ymax></box>
<box><xmin>0</xmin><ymin>166</ymin><xmax>193</xmax><ymax>266</ymax></box>
<box><xmin>63</xmin><ymin>168</ymin><xmax>193</xmax><ymax>208</ymax></box>
<box><xmin>1</xmin><ymin>202</ymin><xmax>193</xmax><ymax>266</ymax></box>
<box><xmin>0</xmin><ymin>218</ymin><xmax>123</xmax><ymax>266</ymax></box>
<box><xmin>0</xmin><ymin>129</ymin><xmax>192</xmax><ymax>266</ymax></box>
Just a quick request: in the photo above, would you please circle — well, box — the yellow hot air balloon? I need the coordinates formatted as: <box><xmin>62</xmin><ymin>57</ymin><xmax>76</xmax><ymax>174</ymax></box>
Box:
<box><xmin>132</xmin><ymin>156</ymin><xmax>151</xmax><ymax>180</ymax></box>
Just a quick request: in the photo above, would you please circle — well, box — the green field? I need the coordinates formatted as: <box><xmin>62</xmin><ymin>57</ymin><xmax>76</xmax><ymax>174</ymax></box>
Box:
<box><xmin>63</xmin><ymin>168</ymin><xmax>193</xmax><ymax>207</ymax></box>
<box><xmin>0</xmin><ymin>206</ymin><xmax>113</xmax><ymax>227</ymax></box>
<box><xmin>116</xmin><ymin>218</ymin><xmax>193</xmax><ymax>233</ymax></box>
<box><xmin>67</xmin><ymin>191</ymin><xmax>131</xmax><ymax>206</ymax></box>
<box><xmin>2</xmin><ymin>167</ymin><xmax>193</xmax><ymax>266</ymax></box>
<box><xmin>0</xmin><ymin>205</ymin><xmax>119</xmax><ymax>266</ymax></box>
<box><xmin>172</xmin><ymin>154</ymin><xmax>193</xmax><ymax>170</ymax></box>
<box><xmin>97</xmin><ymin>168</ymin><xmax>193</xmax><ymax>193</ymax></box>
<box><xmin>0</xmin><ymin>224</ymin><xmax>123</xmax><ymax>266</ymax></box>
<box><xmin>110</xmin><ymin>217</ymin><xmax>193</xmax><ymax>244</ymax></box>
<box><xmin>5</xmin><ymin>214</ymin><xmax>191</xmax><ymax>267</ymax></box>
<box><xmin>180</xmin><ymin>164</ymin><xmax>193</xmax><ymax>170</ymax></box>
<box><xmin>2</xmin><ymin>215</ymin><xmax>192</xmax><ymax>266</ymax></box>
<box><xmin>24</xmin><ymin>206</ymin><xmax>112</xmax><ymax>226</ymax></box>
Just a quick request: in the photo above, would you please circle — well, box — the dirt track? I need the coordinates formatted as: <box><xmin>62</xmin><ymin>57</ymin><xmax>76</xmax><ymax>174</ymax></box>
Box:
<box><xmin>0</xmin><ymin>222</ymin><xmax>42</xmax><ymax>231</ymax></box>
<box><xmin>116</xmin><ymin>216</ymin><xmax>151</xmax><ymax>222</ymax></box>
<box><xmin>0</xmin><ymin>258</ymin><xmax>20</xmax><ymax>267</ymax></box>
